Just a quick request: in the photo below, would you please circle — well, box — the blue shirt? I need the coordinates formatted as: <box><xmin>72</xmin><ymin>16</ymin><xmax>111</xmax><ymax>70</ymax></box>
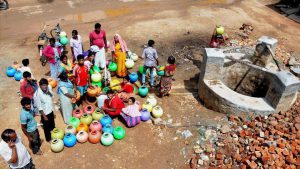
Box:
<box><xmin>142</xmin><ymin>47</ymin><xmax>158</xmax><ymax>67</ymax></box>
<box><xmin>20</xmin><ymin>108</ymin><xmax>37</xmax><ymax>133</ymax></box>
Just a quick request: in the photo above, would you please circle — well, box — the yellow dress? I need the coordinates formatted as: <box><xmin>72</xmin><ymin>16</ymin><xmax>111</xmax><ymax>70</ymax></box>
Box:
<box><xmin>114</xmin><ymin>43</ymin><xmax>127</xmax><ymax>77</ymax></box>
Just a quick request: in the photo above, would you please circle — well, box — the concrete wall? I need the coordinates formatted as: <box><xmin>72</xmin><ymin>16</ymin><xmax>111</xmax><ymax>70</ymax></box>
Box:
<box><xmin>198</xmin><ymin>45</ymin><xmax>300</xmax><ymax>115</ymax></box>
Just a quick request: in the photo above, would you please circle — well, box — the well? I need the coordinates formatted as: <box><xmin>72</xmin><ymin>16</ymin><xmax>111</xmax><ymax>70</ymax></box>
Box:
<box><xmin>198</xmin><ymin>36</ymin><xmax>300</xmax><ymax>115</ymax></box>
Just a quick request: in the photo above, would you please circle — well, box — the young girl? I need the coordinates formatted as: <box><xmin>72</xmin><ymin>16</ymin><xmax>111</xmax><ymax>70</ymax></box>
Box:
<box><xmin>70</xmin><ymin>30</ymin><xmax>83</xmax><ymax>61</ymax></box>
<box><xmin>159</xmin><ymin>56</ymin><xmax>176</xmax><ymax>97</ymax></box>
<box><xmin>120</xmin><ymin>97</ymin><xmax>141</xmax><ymax>128</ymax></box>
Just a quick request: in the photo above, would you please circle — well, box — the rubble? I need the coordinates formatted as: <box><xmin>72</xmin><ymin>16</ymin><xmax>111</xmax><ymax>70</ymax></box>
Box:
<box><xmin>187</xmin><ymin>95</ymin><xmax>300</xmax><ymax>169</ymax></box>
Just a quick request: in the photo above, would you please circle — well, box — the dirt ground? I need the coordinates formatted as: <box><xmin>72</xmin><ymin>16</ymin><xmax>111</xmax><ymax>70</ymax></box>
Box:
<box><xmin>0</xmin><ymin>0</ymin><xmax>300</xmax><ymax>169</ymax></box>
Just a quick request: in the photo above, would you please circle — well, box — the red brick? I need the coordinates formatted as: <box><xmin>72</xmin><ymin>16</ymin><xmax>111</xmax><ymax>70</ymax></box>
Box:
<box><xmin>233</xmin><ymin>154</ymin><xmax>242</xmax><ymax>162</ymax></box>
<box><xmin>249</xmin><ymin>161</ymin><xmax>257</xmax><ymax>169</ymax></box>
<box><xmin>245</xmin><ymin>130</ymin><xmax>252</xmax><ymax>136</ymax></box>
<box><xmin>241</xmin><ymin>164</ymin><xmax>246</xmax><ymax>169</ymax></box>
<box><xmin>262</xmin><ymin>154</ymin><xmax>271</xmax><ymax>163</ymax></box>
<box><xmin>216</xmin><ymin>153</ymin><xmax>223</xmax><ymax>160</ymax></box>
<box><xmin>269</xmin><ymin>146</ymin><xmax>276</xmax><ymax>154</ymax></box>
<box><xmin>276</xmin><ymin>131</ymin><xmax>284</xmax><ymax>136</ymax></box>
<box><xmin>257</xmin><ymin>137</ymin><xmax>264</xmax><ymax>143</ymax></box>
<box><xmin>278</xmin><ymin>143</ymin><xmax>285</xmax><ymax>149</ymax></box>
<box><xmin>239</xmin><ymin>130</ymin><xmax>246</xmax><ymax>138</ymax></box>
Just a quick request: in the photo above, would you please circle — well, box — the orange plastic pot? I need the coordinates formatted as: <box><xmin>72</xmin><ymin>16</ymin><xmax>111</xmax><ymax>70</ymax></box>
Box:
<box><xmin>71</xmin><ymin>90</ymin><xmax>81</xmax><ymax>103</ymax></box>
<box><xmin>48</xmin><ymin>78</ymin><xmax>57</xmax><ymax>88</ymax></box>
<box><xmin>87</xmin><ymin>86</ymin><xmax>98</xmax><ymax>97</ymax></box>
<box><xmin>88</xmin><ymin>130</ymin><xmax>101</xmax><ymax>144</ymax></box>
<box><xmin>76</xmin><ymin>123</ymin><xmax>88</xmax><ymax>133</ymax></box>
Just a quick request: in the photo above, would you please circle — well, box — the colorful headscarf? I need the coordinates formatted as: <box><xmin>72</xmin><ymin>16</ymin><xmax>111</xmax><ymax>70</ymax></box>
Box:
<box><xmin>111</xmin><ymin>34</ymin><xmax>128</xmax><ymax>53</ymax></box>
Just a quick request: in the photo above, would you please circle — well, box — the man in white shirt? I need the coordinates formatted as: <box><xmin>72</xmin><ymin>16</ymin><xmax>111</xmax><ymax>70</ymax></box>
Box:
<box><xmin>34</xmin><ymin>78</ymin><xmax>55</xmax><ymax>142</ymax></box>
<box><xmin>0</xmin><ymin>129</ymin><xmax>35</xmax><ymax>169</ymax></box>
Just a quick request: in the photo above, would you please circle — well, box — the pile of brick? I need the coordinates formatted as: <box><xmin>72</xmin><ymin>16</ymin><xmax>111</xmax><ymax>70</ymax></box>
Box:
<box><xmin>188</xmin><ymin>97</ymin><xmax>300</xmax><ymax>169</ymax></box>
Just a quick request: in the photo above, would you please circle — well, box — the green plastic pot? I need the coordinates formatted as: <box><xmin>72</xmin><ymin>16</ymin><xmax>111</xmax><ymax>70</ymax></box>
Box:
<box><xmin>101</xmin><ymin>132</ymin><xmax>114</xmax><ymax>146</ymax></box>
<box><xmin>108</xmin><ymin>62</ymin><xmax>117</xmax><ymax>72</ymax></box>
<box><xmin>68</xmin><ymin>117</ymin><xmax>80</xmax><ymax>128</ymax></box>
<box><xmin>51</xmin><ymin>128</ymin><xmax>64</xmax><ymax>140</ymax></box>
<box><xmin>113</xmin><ymin>126</ymin><xmax>125</xmax><ymax>140</ymax></box>
<box><xmin>157</xmin><ymin>70</ymin><xmax>165</xmax><ymax>76</ymax></box>
<box><xmin>80</xmin><ymin>114</ymin><xmax>93</xmax><ymax>125</ymax></box>
<box><xmin>60</xmin><ymin>37</ymin><xmax>69</xmax><ymax>45</ymax></box>
<box><xmin>92</xmin><ymin>81</ymin><xmax>102</xmax><ymax>88</ymax></box>
<box><xmin>138</xmin><ymin>86</ymin><xmax>149</xmax><ymax>97</ymax></box>
<box><xmin>90</xmin><ymin>65</ymin><xmax>101</xmax><ymax>75</ymax></box>
<box><xmin>102</xmin><ymin>87</ymin><xmax>110</xmax><ymax>93</ymax></box>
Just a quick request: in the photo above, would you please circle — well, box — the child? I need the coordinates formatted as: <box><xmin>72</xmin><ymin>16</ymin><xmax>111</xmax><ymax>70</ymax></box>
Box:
<box><xmin>70</xmin><ymin>30</ymin><xmax>83</xmax><ymax>62</ymax></box>
<box><xmin>73</xmin><ymin>54</ymin><xmax>90</xmax><ymax>96</ymax></box>
<box><xmin>20</xmin><ymin>97</ymin><xmax>42</xmax><ymax>155</ymax></box>
<box><xmin>18</xmin><ymin>59</ymin><xmax>35</xmax><ymax>79</ymax></box>
<box><xmin>84</xmin><ymin>51</ymin><xmax>95</xmax><ymax>70</ymax></box>
<box><xmin>120</xmin><ymin>97</ymin><xmax>141</xmax><ymax>128</ymax></box>
<box><xmin>159</xmin><ymin>56</ymin><xmax>176</xmax><ymax>97</ymax></box>
<box><xmin>140</xmin><ymin>40</ymin><xmax>159</xmax><ymax>87</ymax></box>
<box><xmin>20</xmin><ymin>71</ymin><xmax>37</xmax><ymax>99</ymax></box>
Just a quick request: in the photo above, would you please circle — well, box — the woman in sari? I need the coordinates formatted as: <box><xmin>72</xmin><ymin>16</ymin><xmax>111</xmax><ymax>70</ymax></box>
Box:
<box><xmin>111</xmin><ymin>34</ymin><xmax>129</xmax><ymax>78</ymax></box>
<box><xmin>159</xmin><ymin>56</ymin><xmax>176</xmax><ymax>97</ymax></box>
<box><xmin>58</xmin><ymin>55</ymin><xmax>74</xmax><ymax>82</ymax></box>
<box><xmin>57</xmin><ymin>73</ymin><xmax>77</xmax><ymax>124</ymax></box>
<box><xmin>117</xmin><ymin>78</ymin><xmax>134</xmax><ymax>102</ymax></box>
<box><xmin>102</xmin><ymin>90</ymin><xmax>125</xmax><ymax>117</ymax></box>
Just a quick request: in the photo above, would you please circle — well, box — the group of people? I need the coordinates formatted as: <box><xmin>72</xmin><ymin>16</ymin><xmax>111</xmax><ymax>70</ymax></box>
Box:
<box><xmin>0</xmin><ymin>22</ymin><xmax>177</xmax><ymax>169</ymax></box>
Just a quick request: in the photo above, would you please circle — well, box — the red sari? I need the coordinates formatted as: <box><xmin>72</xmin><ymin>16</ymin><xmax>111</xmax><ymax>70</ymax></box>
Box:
<box><xmin>159</xmin><ymin>64</ymin><xmax>176</xmax><ymax>96</ymax></box>
<box><xmin>117</xmin><ymin>82</ymin><xmax>134</xmax><ymax>102</ymax></box>
<box><xmin>103</xmin><ymin>95</ymin><xmax>125</xmax><ymax>117</ymax></box>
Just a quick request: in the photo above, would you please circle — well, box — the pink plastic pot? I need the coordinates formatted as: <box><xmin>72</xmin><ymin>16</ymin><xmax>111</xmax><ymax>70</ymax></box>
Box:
<box><xmin>76</xmin><ymin>131</ymin><xmax>88</xmax><ymax>143</ymax></box>
<box><xmin>89</xmin><ymin>120</ymin><xmax>102</xmax><ymax>132</ymax></box>
<box><xmin>72</xmin><ymin>108</ymin><xmax>83</xmax><ymax>119</ymax></box>
<box><xmin>83</xmin><ymin>105</ymin><xmax>95</xmax><ymax>115</ymax></box>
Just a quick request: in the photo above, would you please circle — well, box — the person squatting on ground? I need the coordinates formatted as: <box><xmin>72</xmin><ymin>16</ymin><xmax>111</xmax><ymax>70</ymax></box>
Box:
<box><xmin>120</xmin><ymin>97</ymin><xmax>141</xmax><ymax>128</ymax></box>
<box><xmin>141</xmin><ymin>40</ymin><xmax>159</xmax><ymax>87</ymax></box>
<box><xmin>20</xmin><ymin>97</ymin><xmax>42</xmax><ymax>155</ymax></box>
<box><xmin>33</xmin><ymin>78</ymin><xmax>55</xmax><ymax>142</ymax></box>
<box><xmin>102</xmin><ymin>90</ymin><xmax>125</xmax><ymax>117</ymax></box>
<box><xmin>0</xmin><ymin>129</ymin><xmax>36</xmax><ymax>169</ymax></box>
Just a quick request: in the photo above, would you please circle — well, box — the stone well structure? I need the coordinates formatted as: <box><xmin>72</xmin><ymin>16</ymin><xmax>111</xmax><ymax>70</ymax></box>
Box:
<box><xmin>198</xmin><ymin>36</ymin><xmax>300</xmax><ymax>115</ymax></box>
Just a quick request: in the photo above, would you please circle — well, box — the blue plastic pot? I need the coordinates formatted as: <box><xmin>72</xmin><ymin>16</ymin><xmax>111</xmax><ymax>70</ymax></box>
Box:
<box><xmin>129</xmin><ymin>72</ymin><xmax>138</xmax><ymax>83</ymax></box>
<box><xmin>14</xmin><ymin>71</ymin><xmax>23</xmax><ymax>81</ymax></box>
<box><xmin>6</xmin><ymin>66</ymin><xmax>16</xmax><ymax>77</ymax></box>
<box><xmin>102</xmin><ymin>124</ymin><xmax>114</xmax><ymax>134</ymax></box>
<box><xmin>63</xmin><ymin>133</ymin><xmax>77</xmax><ymax>147</ymax></box>
<box><xmin>100</xmin><ymin>114</ymin><xmax>112</xmax><ymax>127</ymax></box>
<box><xmin>140</xmin><ymin>109</ymin><xmax>151</xmax><ymax>121</ymax></box>
<box><xmin>138</xmin><ymin>86</ymin><xmax>149</xmax><ymax>97</ymax></box>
